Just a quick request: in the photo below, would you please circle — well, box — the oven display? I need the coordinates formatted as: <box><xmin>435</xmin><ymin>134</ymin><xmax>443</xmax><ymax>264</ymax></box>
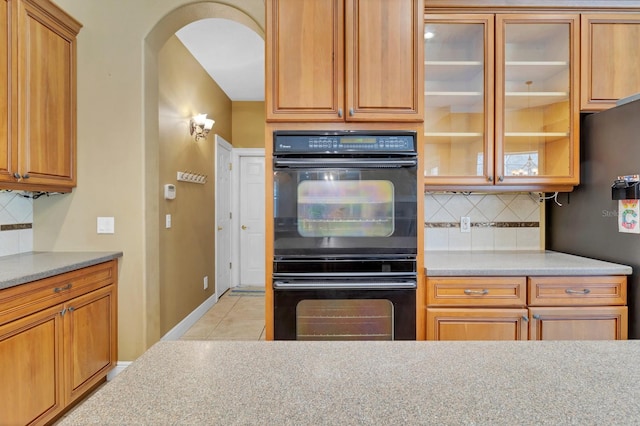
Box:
<box><xmin>339</xmin><ymin>136</ymin><xmax>377</xmax><ymax>145</ymax></box>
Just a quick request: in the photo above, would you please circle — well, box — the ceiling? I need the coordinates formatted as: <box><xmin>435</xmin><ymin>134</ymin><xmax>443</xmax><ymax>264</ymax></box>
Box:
<box><xmin>175</xmin><ymin>18</ymin><xmax>264</xmax><ymax>101</ymax></box>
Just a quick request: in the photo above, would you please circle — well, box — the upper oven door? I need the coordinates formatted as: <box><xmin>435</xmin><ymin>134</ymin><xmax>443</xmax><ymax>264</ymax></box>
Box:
<box><xmin>273</xmin><ymin>137</ymin><xmax>417</xmax><ymax>258</ymax></box>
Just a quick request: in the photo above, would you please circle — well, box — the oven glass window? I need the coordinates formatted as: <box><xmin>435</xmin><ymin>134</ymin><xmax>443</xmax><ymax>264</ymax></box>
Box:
<box><xmin>296</xmin><ymin>299</ymin><xmax>393</xmax><ymax>340</ymax></box>
<box><xmin>297</xmin><ymin>180</ymin><xmax>394</xmax><ymax>237</ymax></box>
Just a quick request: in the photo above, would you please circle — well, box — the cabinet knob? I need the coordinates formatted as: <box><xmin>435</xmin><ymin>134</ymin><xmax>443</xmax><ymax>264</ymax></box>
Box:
<box><xmin>498</xmin><ymin>175</ymin><xmax>504</xmax><ymax>182</ymax></box>
<box><xmin>241</xmin><ymin>225</ymin><xmax>247</xmax><ymax>230</ymax></box>
<box><xmin>338</xmin><ymin>108</ymin><xmax>343</xmax><ymax>118</ymax></box>
<box><xmin>487</xmin><ymin>176</ymin><xmax>493</xmax><ymax>182</ymax></box>
<box><xmin>349</xmin><ymin>108</ymin><xmax>354</xmax><ymax>116</ymax></box>
<box><xmin>22</xmin><ymin>174</ymin><xmax>29</xmax><ymax>179</ymax></box>
<box><xmin>217</xmin><ymin>226</ymin><xmax>223</xmax><ymax>231</ymax></box>
<box><xmin>13</xmin><ymin>172</ymin><xmax>21</xmax><ymax>179</ymax></box>
<box><xmin>533</xmin><ymin>314</ymin><xmax>541</xmax><ymax>320</ymax></box>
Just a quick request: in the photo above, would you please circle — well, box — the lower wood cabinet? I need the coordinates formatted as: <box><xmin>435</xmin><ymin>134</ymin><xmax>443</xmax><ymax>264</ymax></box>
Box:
<box><xmin>528</xmin><ymin>275</ymin><xmax>627</xmax><ymax>340</ymax></box>
<box><xmin>529</xmin><ymin>306</ymin><xmax>628</xmax><ymax>340</ymax></box>
<box><xmin>426</xmin><ymin>275</ymin><xmax>628</xmax><ymax>341</ymax></box>
<box><xmin>0</xmin><ymin>260</ymin><xmax>117</xmax><ymax>425</ymax></box>
<box><xmin>427</xmin><ymin>308</ymin><xmax>528</xmax><ymax>340</ymax></box>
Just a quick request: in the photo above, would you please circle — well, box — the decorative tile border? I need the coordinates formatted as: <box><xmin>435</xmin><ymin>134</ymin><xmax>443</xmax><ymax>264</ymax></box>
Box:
<box><xmin>426</xmin><ymin>221</ymin><xmax>539</xmax><ymax>228</ymax></box>
<box><xmin>0</xmin><ymin>223</ymin><xmax>32</xmax><ymax>231</ymax></box>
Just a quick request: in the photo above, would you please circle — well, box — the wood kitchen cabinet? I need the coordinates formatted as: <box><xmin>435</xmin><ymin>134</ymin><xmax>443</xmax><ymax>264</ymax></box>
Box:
<box><xmin>423</xmin><ymin>13</ymin><xmax>579</xmax><ymax>191</ymax></box>
<box><xmin>0</xmin><ymin>260</ymin><xmax>117</xmax><ymax>426</ymax></box>
<box><xmin>581</xmin><ymin>13</ymin><xmax>640</xmax><ymax>111</ymax></box>
<box><xmin>0</xmin><ymin>0</ymin><xmax>81</xmax><ymax>193</ymax></box>
<box><xmin>426</xmin><ymin>276</ymin><xmax>528</xmax><ymax>340</ymax></box>
<box><xmin>426</xmin><ymin>275</ymin><xmax>628</xmax><ymax>341</ymax></box>
<box><xmin>528</xmin><ymin>276</ymin><xmax>628</xmax><ymax>340</ymax></box>
<box><xmin>265</xmin><ymin>0</ymin><xmax>423</xmax><ymax>122</ymax></box>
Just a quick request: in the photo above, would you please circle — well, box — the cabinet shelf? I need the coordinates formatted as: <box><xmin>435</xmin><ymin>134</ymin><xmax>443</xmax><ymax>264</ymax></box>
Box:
<box><xmin>504</xmin><ymin>132</ymin><xmax>568</xmax><ymax>137</ymax></box>
<box><xmin>505</xmin><ymin>91</ymin><xmax>568</xmax><ymax>108</ymax></box>
<box><xmin>425</xmin><ymin>91</ymin><xmax>483</xmax><ymax>109</ymax></box>
<box><xmin>425</xmin><ymin>132</ymin><xmax>483</xmax><ymax>137</ymax></box>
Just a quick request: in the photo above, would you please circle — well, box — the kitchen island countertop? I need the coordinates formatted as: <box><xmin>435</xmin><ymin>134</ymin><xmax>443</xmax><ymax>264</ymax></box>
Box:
<box><xmin>59</xmin><ymin>340</ymin><xmax>640</xmax><ymax>425</ymax></box>
<box><xmin>425</xmin><ymin>250</ymin><xmax>632</xmax><ymax>276</ymax></box>
<box><xmin>0</xmin><ymin>251</ymin><xmax>123</xmax><ymax>290</ymax></box>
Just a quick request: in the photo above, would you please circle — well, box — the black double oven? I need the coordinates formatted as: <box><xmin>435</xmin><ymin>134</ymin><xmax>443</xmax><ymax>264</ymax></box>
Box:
<box><xmin>272</xmin><ymin>131</ymin><xmax>418</xmax><ymax>340</ymax></box>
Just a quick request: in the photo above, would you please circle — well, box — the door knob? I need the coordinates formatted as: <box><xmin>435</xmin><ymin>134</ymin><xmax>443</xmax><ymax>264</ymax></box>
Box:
<box><xmin>241</xmin><ymin>225</ymin><xmax>247</xmax><ymax>230</ymax></box>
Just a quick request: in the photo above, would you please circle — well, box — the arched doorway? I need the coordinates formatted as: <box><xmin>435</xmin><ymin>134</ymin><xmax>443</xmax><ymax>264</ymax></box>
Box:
<box><xmin>143</xmin><ymin>3</ymin><xmax>264</xmax><ymax>346</ymax></box>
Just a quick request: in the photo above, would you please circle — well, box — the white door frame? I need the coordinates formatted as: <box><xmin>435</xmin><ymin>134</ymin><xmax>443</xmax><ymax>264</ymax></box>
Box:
<box><xmin>215</xmin><ymin>135</ymin><xmax>233</xmax><ymax>299</ymax></box>
<box><xmin>230</xmin><ymin>148</ymin><xmax>265</xmax><ymax>288</ymax></box>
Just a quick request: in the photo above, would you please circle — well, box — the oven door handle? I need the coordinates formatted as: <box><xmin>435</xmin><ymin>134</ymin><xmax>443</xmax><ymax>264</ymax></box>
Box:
<box><xmin>273</xmin><ymin>272</ymin><xmax>417</xmax><ymax>279</ymax></box>
<box><xmin>273</xmin><ymin>158</ymin><xmax>417</xmax><ymax>168</ymax></box>
<box><xmin>273</xmin><ymin>280</ymin><xmax>417</xmax><ymax>290</ymax></box>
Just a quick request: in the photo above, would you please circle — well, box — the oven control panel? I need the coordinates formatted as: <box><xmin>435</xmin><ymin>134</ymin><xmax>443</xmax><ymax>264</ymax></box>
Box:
<box><xmin>273</xmin><ymin>131</ymin><xmax>416</xmax><ymax>153</ymax></box>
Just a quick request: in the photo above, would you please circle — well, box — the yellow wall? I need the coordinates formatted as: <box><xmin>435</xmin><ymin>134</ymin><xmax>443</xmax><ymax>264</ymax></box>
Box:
<box><xmin>157</xmin><ymin>35</ymin><xmax>232</xmax><ymax>335</ymax></box>
<box><xmin>33</xmin><ymin>0</ymin><xmax>265</xmax><ymax>361</ymax></box>
<box><xmin>232</xmin><ymin>101</ymin><xmax>265</xmax><ymax>148</ymax></box>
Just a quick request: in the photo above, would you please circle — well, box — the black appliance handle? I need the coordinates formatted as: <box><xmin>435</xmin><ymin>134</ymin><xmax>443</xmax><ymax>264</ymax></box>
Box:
<box><xmin>273</xmin><ymin>280</ymin><xmax>417</xmax><ymax>290</ymax></box>
<box><xmin>273</xmin><ymin>272</ymin><xmax>416</xmax><ymax>279</ymax></box>
<box><xmin>273</xmin><ymin>158</ymin><xmax>417</xmax><ymax>169</ymax></box>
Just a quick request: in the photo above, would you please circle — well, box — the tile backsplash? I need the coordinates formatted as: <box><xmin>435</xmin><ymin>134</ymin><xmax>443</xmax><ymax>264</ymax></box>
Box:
<box><xmin>0</xmin><ymin>191</ymin><xmax>33</xmax><ymax>256</ymax></box>
<box><xmin>425</xmin><ymin>193</ymin><xmax>542</xmax><ymax>251</ymax></box>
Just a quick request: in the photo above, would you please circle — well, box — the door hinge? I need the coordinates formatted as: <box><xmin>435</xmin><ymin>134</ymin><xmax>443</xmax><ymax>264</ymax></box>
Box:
<box><xmin>228</xmin><ymin>163</ymin><xmax>232</xmax><ymax>170</ymax></box>
<box><xmin>229</xmin><ymin>262</ymin><xmax>232</xmax><ymax>269</ymax></box>
<box><xmin>229</xmin><ymin>212</ymin><xmax>232</xmax><ymax>219</ymax></box>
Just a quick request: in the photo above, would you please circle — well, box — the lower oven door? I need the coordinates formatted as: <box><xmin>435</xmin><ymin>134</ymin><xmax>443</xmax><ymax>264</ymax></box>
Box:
<box><xmin>273</xmin><ymin>276</ymin><xmax>416</xmax><ymax>341</ymax></box>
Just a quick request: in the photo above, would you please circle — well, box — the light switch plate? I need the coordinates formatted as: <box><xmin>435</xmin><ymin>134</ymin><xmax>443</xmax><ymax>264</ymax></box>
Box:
<box><xmin>97</xmin><ymin>217</ymin><xmax>115</xmax><ymax>234</ymax></box>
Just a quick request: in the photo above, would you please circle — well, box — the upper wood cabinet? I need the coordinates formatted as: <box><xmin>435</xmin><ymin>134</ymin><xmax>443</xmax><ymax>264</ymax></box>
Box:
<box><xmin>0</xmin><ymin>0</ymin><xmax>81</xmax><ymax>193</ymax></box>
<box><xmin>1</xmin><ymin>0</ymin><xmax>12</xmax><ymax>183</ymax></box>
<box><xmin>266</xmin><ymin>0</ymin><xmax>423</xmax><ymax>122</ymax></box>
<box><xmin>423</xmin><ymin>13</ymin><xmax>579</xmax><ymax>191</ymax></box>
<box><xmin>581</xmin><ymin>13</ymin><xmax>640</xmax><ymax>111</ymax></box>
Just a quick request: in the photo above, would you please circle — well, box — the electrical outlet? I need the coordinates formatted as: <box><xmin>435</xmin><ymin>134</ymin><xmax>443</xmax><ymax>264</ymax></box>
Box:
<box><xmin>460</xmin><ymin>216</ymin><xmax>471</xmax><ymax>233</ymax></box>
<box><xmin>203</xmin><ymin>276</ymin><xmax>208</xmax><ymax>290</ymax></box>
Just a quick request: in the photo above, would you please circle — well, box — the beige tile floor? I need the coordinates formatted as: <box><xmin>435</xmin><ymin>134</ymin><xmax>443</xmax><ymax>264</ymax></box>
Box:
<box><xmin>180</xmin><ymin>286</ymin><xmax>266</xmax><ymax>340</ymax></box>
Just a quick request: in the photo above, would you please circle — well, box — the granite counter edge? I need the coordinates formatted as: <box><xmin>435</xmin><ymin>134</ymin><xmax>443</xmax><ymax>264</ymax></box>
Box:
<box><xmin>424</xmin><ymin>266</ymin><xmax>633</xmax><ymax>277</ymax></box>
<box><xmin>0</xmin><ymin>252</ymin><xmax>123</xmax><ymax>290</ymax></box>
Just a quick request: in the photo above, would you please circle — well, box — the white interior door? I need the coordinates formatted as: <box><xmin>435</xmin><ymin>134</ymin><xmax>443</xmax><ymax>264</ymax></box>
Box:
<box><xmin>215</xmin><ymin>135</ymin><xmax>232</xmax><ymax>297</ymax></box>
<box><xmin>239</xmin><ymin>155</ymin><xmax>265</xmax><ymax>286</ymax></box>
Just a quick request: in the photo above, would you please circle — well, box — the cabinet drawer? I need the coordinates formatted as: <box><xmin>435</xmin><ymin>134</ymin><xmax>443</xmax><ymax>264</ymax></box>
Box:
<box><xmin>528</xmin><ymin>276</ymin><xmax>627</xmax><ymax>306</ymax></box>
<box><xmin>427</xmin><ymin>277</ymin><xmax>526</xmax><ymax>307</ymax></box>
<box><xmin>0</xmin><ymin>260</ymin><xmax>116</xmax><ymax>326</ymax></box>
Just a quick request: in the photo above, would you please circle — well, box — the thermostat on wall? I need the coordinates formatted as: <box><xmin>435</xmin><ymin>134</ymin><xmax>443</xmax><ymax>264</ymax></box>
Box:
<box><xmin>164</xmin><ymin>184</ymin><xmax>176</xmax><ymax>200</ymax></box>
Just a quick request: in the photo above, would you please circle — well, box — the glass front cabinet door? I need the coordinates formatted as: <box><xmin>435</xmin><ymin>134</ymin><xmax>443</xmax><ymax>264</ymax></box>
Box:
<box><xmin>424</xmin><ymin>14</ymin><xmax>579</xmax><ymax>190</ymax></box>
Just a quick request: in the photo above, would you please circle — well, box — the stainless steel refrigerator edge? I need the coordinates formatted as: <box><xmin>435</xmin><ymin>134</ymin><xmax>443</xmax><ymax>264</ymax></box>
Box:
<box><xmin>547</xmin><ymin>98</ymin><xmax>640</xmax><ymax>338</ymax></box>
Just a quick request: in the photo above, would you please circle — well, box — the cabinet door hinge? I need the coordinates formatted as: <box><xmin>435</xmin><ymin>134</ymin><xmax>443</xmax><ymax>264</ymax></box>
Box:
<box><xmin>228</xmin><ymin>163</ymin><xmax>232</xmax><ymax>170</ymax></box>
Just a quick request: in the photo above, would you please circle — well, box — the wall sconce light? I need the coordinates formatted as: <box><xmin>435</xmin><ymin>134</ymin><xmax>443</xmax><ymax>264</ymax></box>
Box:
<box><xmin>189</xmin><ymin>113</ymin><xmax>215</xmax><ymax>141</ymax></box>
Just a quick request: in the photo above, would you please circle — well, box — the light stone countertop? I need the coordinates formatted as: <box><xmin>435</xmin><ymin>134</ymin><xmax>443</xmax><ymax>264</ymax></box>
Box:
<box><xmin>0</xmin><ymin>251</ymin><xmax>123</xmax><ymax>290</ymax></box>
<box><xmin>59</xmin><ymin>340</ymin><xmax>640</xmax><ymax>425</ymax></box>
<box><xmin>425</xmin><ymin>250</ymin><xmax>632</xmax><ymax>276</ymax></box>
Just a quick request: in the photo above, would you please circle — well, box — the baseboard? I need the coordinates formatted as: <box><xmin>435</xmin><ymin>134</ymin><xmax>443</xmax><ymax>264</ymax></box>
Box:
<box><xmin>107</xmin><ymin>294</ymin><xmax>219</xmax><ymax>380</ymax></box>
<box><xmin>107</xmin><ymin>361</ymin><xmax>132</xmax><ymax>381</ymax></box>
<box><xmin>160</xmin><ymin>292</ymin><xmax>219</xmax><ymax>341</ymax></box>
